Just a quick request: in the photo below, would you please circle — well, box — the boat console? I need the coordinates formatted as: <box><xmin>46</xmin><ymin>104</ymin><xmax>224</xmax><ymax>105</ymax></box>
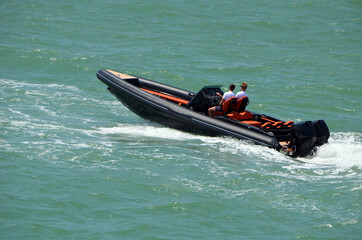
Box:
<box><xmin>186</xmin><ymin>86</ymin><xmax>223</xmax><ymax>114</ymax></box>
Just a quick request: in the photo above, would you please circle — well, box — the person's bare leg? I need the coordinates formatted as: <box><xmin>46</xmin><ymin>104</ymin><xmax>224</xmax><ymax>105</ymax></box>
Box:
<box><xmin>208</xmin><ymin>107</ymin><xmax>215</xmax><ymax>117</ymax></box>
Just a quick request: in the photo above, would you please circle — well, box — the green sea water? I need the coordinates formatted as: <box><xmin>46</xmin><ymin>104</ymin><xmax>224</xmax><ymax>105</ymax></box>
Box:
<box><xmin>1</xmin><ymin>0</ymin><xmax>361</xmax><ymax>239</ymax></box>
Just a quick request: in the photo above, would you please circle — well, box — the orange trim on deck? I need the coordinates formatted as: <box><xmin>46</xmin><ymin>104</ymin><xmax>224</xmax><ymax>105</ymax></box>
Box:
<box><xmin>241</xmin><ymin>120</ymin><xmax>262</xmax><ymax>127</ymax></box>
<box><xmin>261</xmin><ymin>117</ymin><xmax>294</xmax><ymax>128</ymax></box>
<box><xmin>140</xmin><ymin>88</ymin><xmax>189</xmax><ymax>105</ymax></box>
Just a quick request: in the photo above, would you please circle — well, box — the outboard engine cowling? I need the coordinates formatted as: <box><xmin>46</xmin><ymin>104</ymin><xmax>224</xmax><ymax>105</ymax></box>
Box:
<box><xmin>313</xmin><ymin>120</ymin><xmax>330</xmax><ymax>146</ymax></box>
<box><xmin>293</xmin><ymin>121</ymin><xmax>317</xmax><ymax>157</ymax></box>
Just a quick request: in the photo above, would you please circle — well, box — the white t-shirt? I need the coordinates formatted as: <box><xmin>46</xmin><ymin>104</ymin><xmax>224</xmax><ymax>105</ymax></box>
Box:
<box><xmin>236</xmin><ymin>91</ymin><xmax>248</xmax><ymax>99</ymax></box>
<box><xmin>223</xmin><ymin>91</ymin><xmax>235</xmax><ymax>100</ymax></box>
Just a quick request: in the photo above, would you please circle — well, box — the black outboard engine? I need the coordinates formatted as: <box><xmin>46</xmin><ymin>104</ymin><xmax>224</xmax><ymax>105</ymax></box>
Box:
<box><xmin>313</xmin><ymin>120</ymin><xmax>330</xmax><ymax>146</ymax></box>
<box><xmin>292</xmin><ymin>120</ymin><xmax>330</xmax><ymax>157</ymax></box>
<box><xmin>293</xmin><ymin>121</ymin><xmax>317</xmax><ymax>157</ymax></box>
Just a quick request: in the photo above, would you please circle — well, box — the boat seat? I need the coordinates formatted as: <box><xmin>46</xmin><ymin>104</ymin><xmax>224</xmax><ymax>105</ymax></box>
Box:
<box><xmin>225</xmin><ymin>97</ymin><xmax>250</xmax><ymax>120</ymax></box>
<box><xmin>261</xmin><ymin>122</ymin><xmax>272</xmax><ymax>129</ymax></box>
<box><xmin>227</xmin><ymin>110</ymin><xmax>254</xmax><ymax>120</ymax></box>
<box><xmin>215</xmin><ymin>97</ymin><xmax>238</xmax><ymax>116</ymax></box>
<box><xmin>272</xmin><ymin>121</ymin><xmax>284</xmax><ymax>128</ymax></box>
<box><xmin>260</xmin><ymin>117</ymin><xmax>294</xmax><ymax>129</ymax></box>
<box><xmin>241</xmin><ymin>120</ymin><xmax>262</xmax><ymax>127</ymax></box>
<box><xmin>284</xmin><ymin>121</ymin><xmax>294</xmax><ymax>127</ymax></box>
<box><xmin>235</xmin><ymin>96</ymin><xmax>249</xmax><ymax>112</ymax></box>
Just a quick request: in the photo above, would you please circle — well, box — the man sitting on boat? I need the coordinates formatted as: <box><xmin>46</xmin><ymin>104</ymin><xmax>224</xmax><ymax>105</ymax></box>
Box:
<box><xmin>208</xmin><ymin>84</ymin><xmax>235</xmax><ymax>117</ymax></box>
<box><xmin>236</xmin><ymin>82</ymin><xmax>248</xmax><ymax>99</ymax></box>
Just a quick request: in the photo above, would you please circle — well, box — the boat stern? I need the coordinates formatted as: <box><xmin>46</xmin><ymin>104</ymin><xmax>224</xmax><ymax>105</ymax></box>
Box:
<box><xmin>281</xmin><ymin>120</ymin><xmax>330</xmax><ymax>157</ymax></box>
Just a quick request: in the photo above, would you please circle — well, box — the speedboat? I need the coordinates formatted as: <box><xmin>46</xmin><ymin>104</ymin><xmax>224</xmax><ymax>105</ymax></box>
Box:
<box><xmin>97</xmin><ymin>69</ymin><xmax>330</xmax><ymax>158</ymax></box>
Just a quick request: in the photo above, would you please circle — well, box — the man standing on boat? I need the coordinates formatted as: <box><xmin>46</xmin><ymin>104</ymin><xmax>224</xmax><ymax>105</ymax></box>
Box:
<box><xmin>236</xmin><ymin>82</ymin><xmax>248</xmax><ymax>99</ymax></box>
<box><xmin>208</xmin><ymin>84</ymin><xmax>235</xmax><ymax>117</ymax></box>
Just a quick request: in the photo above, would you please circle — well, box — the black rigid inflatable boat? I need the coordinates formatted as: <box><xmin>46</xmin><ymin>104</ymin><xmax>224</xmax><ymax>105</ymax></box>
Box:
<box><xmin>97</xmin><ymin>69</ymin><xmax>330</xmax><ymax>158</ymax></box>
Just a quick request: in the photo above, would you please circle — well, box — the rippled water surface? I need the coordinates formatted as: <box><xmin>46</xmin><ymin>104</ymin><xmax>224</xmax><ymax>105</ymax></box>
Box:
<box><xmin>1</xmin><ymin>0</ymin><xmax>361</xmax><ymax>239</ymax></box>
